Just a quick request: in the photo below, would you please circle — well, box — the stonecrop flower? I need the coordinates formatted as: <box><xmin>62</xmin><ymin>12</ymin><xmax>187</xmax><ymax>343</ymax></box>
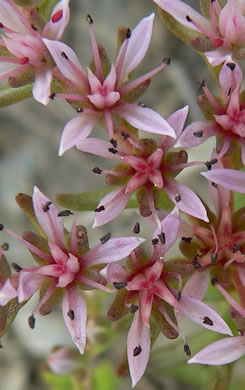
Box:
<box><xmin>77</xmin><ymin>106</ymin><xmax>208</xmax><ymax>227</ymax></box>
<box><xmin>153</xmin><ymin>0</ymin><xmax>245</xmax><ymax>66</ymax></box>
<box><xmin>103</xmin><ymin>208</ymin><xmax>232</xmax><ymax>387</ymax></box>
<box><xmin>0</xmin><ymin>187</ymin><xmax>144</xmax><ymax>354</ymax></box>
<box><xmin>0</xmin><ymin>0</ymin><xmax>70</xmax><ymax>104</ymax></box>
<box><xmin>43</xmin><ymin>13</ymin><xmax>176</xmax><ymax>155</ymax></box>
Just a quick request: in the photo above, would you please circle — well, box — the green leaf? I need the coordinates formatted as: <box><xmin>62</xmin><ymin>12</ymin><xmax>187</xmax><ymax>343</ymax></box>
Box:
<box><xmin>92</xmin><ymin>362</ymin><xmax>120</xmax><ymax>390</ymax></box>
<box><xmin>0</xmin><ymin>84</ymin><xmax>32</xmax><ymax>107</ymax></box>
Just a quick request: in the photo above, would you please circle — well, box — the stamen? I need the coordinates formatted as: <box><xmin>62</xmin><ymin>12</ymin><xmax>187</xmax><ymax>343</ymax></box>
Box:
<box><xmin>57</xmin><ymin>210</ymin><xmax>73</xmax><ymax>217</ymax></box>
<box><xmin>31</xmin><ymin>24</ymin><xmax>37</xmax><ymax>31</ymax></box>
<box><xmin>211</xmin><ymin>253</ymin><xmax>218</xmax><ymax>264</ymax></box>
<box><xmin>110</xmin><ymin>139</ymin><xmax>117</xmax><ymax>148</ymax></box>
<box><xmin>1</xmin><ymin>243</ymin><xmax>9</xmax><ymax>251</ymax></box>
<box><xmin>100</xmin><ymin>232</ymin><xmax>111</xmax><ymax>244</ymax></box>
<box><xmin>152</xmin><ymin>238</ymin><xmax>159</xmax><ymax>245</ymax></box>
<box><xmin>42</xmin><ymin>201</ymin><xmax>52</xmax><ymax>212</ymax></box>
<box><xmin>181</xmin><ymin>237</ymin><xmax>192</xmax><ymax>243</ymax></box>
<box><xmin>185</xmin><ymin>14</ymin><xmax>219</xmax><ymax>41</ymax></box>
<box><xmin>113</xmin><ymin>281</ymin><xmax>127</xmax><ymax>289</ymax></box>
<box><xmin>61</xmin><ymin>51</ymin><xmax>69</xmax><ymax>60</ymax></box>
<box><xmin>226</xmin><ymin>62</ymin><xmax>236</xmax><ymax>71</ymax></box>
<box><xmin>203</xmin><ymin>316</ymin><xmax>213</xmax><ymax>326</ymax></box>
<box><xmin>11</xmin><ymin>263</ymin><xmax>22</xmax><ymax>273</ymax></box>
<box><xmin>198</xmin><ymin>79</ymin><xmax>206</xmax><ymax>91</ymax></box>
<box><xmin>205</xmin><ymin>158</ymin><xmax>218</xmax><ymax>170</ymax></box>
<box><xmin>130</xmin><ymin>304</ymin><xmax>138</xmax><ymax>313</ymax></box>
<box><xmin>158</xmin><ymin>232</ymin><xmax>166</xmax><ymax>244</ymax></box>
<box><xmin>212</xmin><ymin>182</ymin><xmax>218</xmax><ymax>188</ymax></box>
<box><xmin>67</xmin><ymin>310</ymin><xmax>75</xmax><ymax>320</ymax></box>
<box><xmin>87</xmin><ymin>14</ymin><xmax>103</xmax><ymax>81</ymax></box>
<box><xmin>115</xmin><ymin>29</ymin><xmax>131</xmax><ymax>86</ymax></box>
<box><xmin>104</xmin><ymin>109</ymin><xmax>114</xmax><ymax>140</ymax></box>
<box><xmin>49</xmin><ymin>93</ymin><xmax>56</xmax><ymax>100</ymax></box>
<box><xmin>203</xmin><ymin>85</ymin><xmax>223</xmax><ymax>114</ymax></box>
<box><xmin>133</xmin><ymin>222</ymin><xmax>140</xmax><ymax>234</ymax></box>
<box><xmin>232</xmin><ymin>243</ymin><xmax>240</xmax><ymax>253</ymax></box>
<box><xmin>94</xmin><ymin>206</ymin><xmax>105</xmax><ymax>212</ymax></box>
<box><xmin>121</xmin><ymin>131</ymin><xmax>130</xmax><ymax>140</ymax></box>
<box><xmin>193</xmin><ymin>130</ymin><xmax>203</xmax><ymax>138</ymax></box>
<box><xmin>133</xmin><ymin>345</ymin><xmax>142</xmax><ymax>356</ymax></box>
<box><xmin>0</xmin><ymin>224</ymin><xmax>4</xmax><ymax>231</ymax></box>
<box><xmin>184</xmin><ymin>344</ymin><xmax>191</xmax><ymax>356</ymax></box>
<box><xmin>175</xmin><ymin>195</ymin><xmax>181</xmax><ymax>202</ymax></box>
<box><xmin>93</xmin><ymin>167</ymin><xmax>103</xmax><ymax>174</ymax></box>
<box><xmin>108</xmin><ymin>147</ymin><xmax>118</xmax><ymax>154</ymax></box>
<box><xmin>28</xmin><ymin>315</ymin><xmax>35</xmax><ymax>329</ymax></box>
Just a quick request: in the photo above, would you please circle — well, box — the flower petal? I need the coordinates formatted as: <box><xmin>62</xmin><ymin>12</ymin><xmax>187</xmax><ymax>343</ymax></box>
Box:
<box><xmin>44</xmin><ymin>0</ymin><xmax>70</xmax><ymax>40</ymax></box>
<box><xmin>0</xmin><ymin>279</ymin><xmax>17</xmax><ymax>306</ymax></box>
<box><xmin>152</xmin><ymin>206</ymin><xmax>180</xmax><ymax>255</ymax></box>
<box><xmin>201</xmin><ymin>168</ymin><xmax>245</xmax><ymax>193</ymax></box>
<box><xmin>188</xmin><ymin>336</ymin><xmax>245</xmax><ymax>365</ymax></box>
<box><xmin>127</xmin><ymin>310</ymin><xmax>150</xmax><ymax>387</ymax></box>
<box><xmin>100</xmin><ymin>263</ymin><xmax>128</xmax><ymax>284</ymax></box>
<box><xmin>161</xmin><ymin>105</ymin><xmax>189</xmax><ymax>152</ymax></box>
<box><xmin>62</xmin><ymin>286</ymin><xmax>87</xmax><ymax>354</ymax></box>
<box><xmin>175</xmin><ymin>121</ymin><xmax>217</xmax><ymax>148</ymax></box>
<box><xmin>59</xmin><ymin>113</ymin><xmax>98</xmax><ymax>155</ymax></box>
<box><xmin>115</xmin><ymin>103</ymin><xmax>176</xmax><ymax>137</ymax></box>
<box><xmin>77</xmin><ymin>138</ymin><xmax>120</xmax><ymax>159</ymax></box>
<box><xmin>178</xmin><ymin>295</ymin><xmax>232</xmax><ymax>335</ymax></box>
<box><xmin>32</xmin><ymin>66</ymin><xmax>52</xmax><ymax>106</ymax></box>
<box><xmin>18</xmin><ymin>271</ymin><xmax>47</xmax><ymax>302</ymax></box>
<box><xmin>0</xmin><ymin>1</ymin><xmax>28</xmax><ymax>34</ymax></box>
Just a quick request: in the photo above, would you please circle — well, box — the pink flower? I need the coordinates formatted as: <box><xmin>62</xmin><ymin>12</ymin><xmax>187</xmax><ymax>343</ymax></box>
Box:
<box><xmin>0</xmin><ymin>187</ymin><xmax>144</xmax><ymax>354</ymax></box>
<box><xmin>103</xmin><ymin>208</ymin><xmax>231</xmax><ymax>387</ymax></box>
<box><xmin>176</xmin><ymin>62</ymin><xmax>245</xmax><ymax>163</ymax></box>
<box><xmin>188</xmin><ymin>334</ymin><xmax>245</xmax><ymax>365</ymax></box>
<box><xmin>0</xmin><ymin>0</ymin><xmax>70</xmax><ymax>104</ymax></box>
<box><xmin>77</xmin><ymin>106</ymin><xmax>208</xmax><ymax>227</ymax></box>
<box><xmin>153</xmin><ymin>0</ymin><xmax>245</xmax><ymax>66</ymax></box>
<box><xmin>43</xmin><ymin>13</ymin><xmax>176</xmax><ymax>154</ymax></box>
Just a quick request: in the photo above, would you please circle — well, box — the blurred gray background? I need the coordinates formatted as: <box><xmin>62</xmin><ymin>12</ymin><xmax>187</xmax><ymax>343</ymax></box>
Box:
<box><xmin>0</xmin><ymin>1</ymin><xmax>217</xmax><ymax>389</ymax></box>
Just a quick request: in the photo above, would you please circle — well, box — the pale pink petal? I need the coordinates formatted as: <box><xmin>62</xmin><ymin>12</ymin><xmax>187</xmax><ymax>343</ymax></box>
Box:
<box><xmin>77</xmin><ymin>138</ymin><xmax>120</xmax><ymax>159</ymax></box>
<box><xmin>84</xmin><ymin>237</ymin><xmax>145</xmax><ymax>267</ymax></box>
<box><xmin>127</xmin><ymin>310</ymin><xmax>150</xmax><ymax>387</ymax></box>
<box><xmin>0</xmin><ymin>1</ymin><xmax>28</xmax><ymax>34</ymax></box>
<box><xmin>147</xmin><ymin>149</ymin><xmax>163</xmax><ymax>168</ymax></box>
<box><xmin>123</xmin><ymin>156</ymin><xmax>147</xmax><ymax>171</ymax></box>
<box><xmin>100</xmin><ymin>263</ymin><xmax>128</xmax><ymax>284</ymax></box>
<box><xmin>125</xmin><ymin>172</ymin><xmax>148</xmax><ymax>193</ymax></box>
<box><xmin>33</xmin><ymin>186</ymin><xmax>65</xmax><ymax>245</ymax></box>
<box><xmin>115</xmin><ymin>104</ymin><xmax>176</xmax><ymax>137</ymax></box>
<box><xmin>103</xmin><ymin>64</ymin><xmax>117</xmax><ymax>91</ymax></box>
<box><xmin>32</xmin><ymin>66</ymin><xmax>52</xmax><ymax>106</ymax></box>
<box><xmin>152</xmin><ymin>206</ymin><xmax>180</xmax><ymax>255</ymax></box>
<box><xmin>116</xmin><ymin>13</ymin><xmax>154</xmax><ymax>84</ymax></box>
<box><xmin>44</xmin><ymin>0</ymin><xmax>70</xmax><ymax>40</ymax></box>
<box><xmin>48</xmin><ymin>242</ymin><xmax>68</xmax><ymax>265</ymax></box>
<box><xmin>201</xmin><ymin>168</ymin><xmax>245</xmax><ymax>193</ymax></box>
<box><xmin>161</xmin><ymin>106</ymin><xmax>189</xmax><ymax>152</ymax></box>
<box><xmin>152</xmin><ymin>0</ymin><xmax>211</xmax><ymax>31</ymax></box>
<box><xmin>204</xmin><ymin>49</ymin><xmax>231</xmax><ymax>67</ymax></box>
<box><xmin>219</xmin><ymin>61</ymin><xmax>242</xmax><ymax>96</ymax></box>
<box><xmin>18</xmin><ymin>271</ymin><xmax>47</xmax><ymax>302</ymax></box>
<box><xmin>59</xmin><ymin>114</ymin><xmax>98</xmax><ymax>156</ymax></box>
<box><xmin>43</xmin><ymin>39</ymin><xmax>86</xmax><ymax>87</ymax></box>
<box><xmin>175</xmin><ymin>121</ymin><xmax>218</xmax><ymax>148</ymax></box>
<box><xmin>177</xmin><ymin>295</ymin><xmax>232</xmax><ymax>335</ymax></box>
<box><xmin>188</xmin><ymin>336</ymin><xmax>245</xmax><ymax>365</ymax></box>
<box><xmin>183</xmin><ymin>269</ymin><xmax>210</xmax><ymax>300</ymax></box>
<box><xmin>62</xmin><ymin>286</ymin><xmax>87</xmax><ymax>354</ymax></box>
<box><xmin>139</xmin><ymin>289</ymin><xmax>153</xmax><ymax>326</ymax></box>
<box><xmin>93</xmin><ymin>188</ymin><xmax>131</xmax><ymax>227</ymax></box>
<box><xmin>87</xmin><ymin>67</ymin><xmax>102</xmax><ymax>93</ymax></box>
<box><xmin>0</xmin><ymin>279</ymin><xmax>17</xmax><ymax>306</ymax></box>
<box><xmin>165</xmin><ymin>179</ymin><xmax>209</xmax><ymax>222</ymax></box>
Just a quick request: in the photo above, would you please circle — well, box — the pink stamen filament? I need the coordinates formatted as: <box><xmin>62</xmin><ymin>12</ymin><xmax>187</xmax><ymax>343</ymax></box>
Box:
<box><xmin>214</xmin><ymin>0</ymin><xmax>222</xmax><ymax>16</ymax></box>
<box><xmin>146</xmin><ymin>185</ymin><xmax>161</xmax><ymax>231</ymax></box>
<box><xmin>66</xmin><ymin>58</ymin><xmax>89</xmax><ymax>91</ymax></box>
<box><xmin>168</xmin><ymin>161</ymin><xmax>205</xmax><ymax>172</ymax></box>
<box><xmin>119</xmin><ymin>62</ymin><xmax>167</xmax><ymax>96</ymax></box>
<box><xmin>130</xmin><ymin>250</ymin><xmax>141</xmax><ymax>268</ymax></box>
<box><xmin>81</xmin><ymin>243</ymin><xmax>103</xmax><ymax>268</ymax></box>
<box><xmin>54</xmin><ymin>93</ymin><xmax>88</xmax><ymax>102</ymax></box>
<box><xmin>0</xmin><ymin>63</ymin><xmax>32</xmax><ymax>81</ymax></box>
<box><xmin>70</xmin><ymin>215</ymin><xmax>77</xmax><ymax>256</ymax></box>
<box><xmin>209</xmin><ymin>224</ymin><xmax>219</xmax><ymax>255</ymax></box>
<box><xmin>217</xmin><ymin>136</ymin><xmax>231</xmax><ymax>159</ymax></box>
<box><xmin>32</xmin><ymin>280</ymin><xmax>57</xmax><ymax>316</ymax></box>
<box><xmin>115</xmin><ymin>37</ymin><xmax>130</xmax><ymax>88</ymax></box>
<box><xmin>104</xmin><ymin>108</ymin><xmax>114</xmax><ymax>139</ymax></box>
<box><xmin>203</xmin><ymin>85</ymin><xmax>224</xmax><ymax>114</ymax></box>
<box><xmin>187</xmin><ymin>16</ymin><xmax>219</xmax><ymax>41</ymax></box>
<box><xmin>4</xmin><ymin>227</ymin><xmax>53</xmax><ymax>263</ymax></box>
<box><xmin>45</xmin><ymin>211</ymin><xmax>65</xmax><ymax>250</ymax></box>
<box><xmin>102</xmin><ymin>169</ymin><xmax>130</xmax><ymax>177</ymax></box>
<box><xmin>88</xmin><ymin>22</ymin><xmax>103</xmax><ymax>82</ymax></box>
<box><xmin>0</xmin><ymin>56</ymin><xmax>25</xmax><ymax>64</ymax></box>
<box><xmin>210</xmin><ymin>0</ymin><xmax>218</xmax><ymax>33</ymax></box>
<box><xmin>7</xmin><ymin>0</ymin><xmax>36</xmax><ymax>35</ymax></box>
<box><xmin>215</xmin><ymin>282</ymin><xmax>245</xmax><ymax>317</ymax></box>
<box><xmin>77</xmin><ymin>274</ymin><xmax>113</xmax><ymax>292</ymax></box>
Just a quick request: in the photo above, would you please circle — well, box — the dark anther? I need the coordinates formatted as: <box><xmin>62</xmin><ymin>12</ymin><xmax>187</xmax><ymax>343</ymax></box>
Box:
<box><xmin>192</xmin><ymin>254</ymin><xmax>199</xmax><ymax>263</ymax></box>
<box><xmin>31</xmin><ymin>24</ymin><xmax>38</xmax><ymax>31</ymax></box>
<box><xmin>42</xmin><ymin>201</ymin><xmax>52</xmax><ymax>212</ymax></box>
<box><xmin>211</xmin><ymin>253</ymin><xmax>218</xmax><ymax>265</ymax></box>
<box><xmin>175</xmin><ymin>195</ymin><xmax>181</xmax><ymax>202</ymax></box>
<box><xmin>126</xmin><ymin>28</ymin><xmax>131</xmax><ymax>39</ymax></box>
<box><xmin>93</xmin><ymin>167</ymin><xmax>102</xmax><ymax>174</ymax></box>
<box><xmin>76</xmin><ymin>107</ymin><xmax>83</xmax><ymax>113</ymax></box>
<box><xmin>184</xmin><ymin>344</ymin><xmax>191</xmax><ymax>356</ymax></box>
<box><xmin>212</xmin><ymin>182</ymin><xmax>218</xmax><ymax>188</ymax></box>
<box><xmin>158</xmin><ymin>232</ymin><xmax>166</xmax><ymax>244</ymax></box>
<box><xmin>113</xmin><ymin>281</ymin><xmax>127</xmax><ymax>290</ymax></box>
<box><xmin>121</xmin><ymin>131</ymin><xmax>130</xmax><ymax>140</ymax></box>
<box><xmin>49</xmin><ymin>93</ymin><xmax>56</xmax><ymax>100</ymax></box>
<box><xmin>12</xmin><ymin>263</ymin><xmax>23</xmax><ymax>273</ymax></box>
<box><xmin>133</xmin><ymin>345</ymin><xmax>142</xmax><ymax>357</ymax></box>
<box><xmin>228</xmin><ymin>87</ymin><xmax>231</xmax><ymax>96</ymax></box>
<box><xmin>193</xmin><ymin>130</ymin><xmax>203</xmax><ymax>138</ymax></box>
<box><xmin>177</xmin><ymin>291</ymin><xmax>181</xmax><ymax>301</ymax></box>
<box><xmin>100</xmin><ymin>232</ymin><xmax>111</xmax><ymax>244</ymax></box>
<box><xmin>133</xmin><ymin>222</ymin><xmax>140</xmax><ymax>234</ymax></box>
<box><xmin>238</xmin><ymin>329</ymin><xmax>244</xmax><ymax>336</ymax></box>
<box><xmin>67</xmin><ymin>310</ymin><xmax>75</xmax><ymax>320</ymax></box>
<box><xmin>110</xmin><ymin>139</ymin><xmax>117</xmax><ymax>148</ymax></box>
<box><xmin>57</xmin><ymin>209</ymin><xmax>73</xmax><ymax>217</ymax></box>
<box><xmin>108</xmin><ymin>147</ymin><xmax>118</xmax><ymax>154</ymax></box>
<box><xmin>226</xmin><ymin>62</ymin><xmax>236</xmax><ymax>71</ymax></box>
<box><xmin>0</xmin><ymin>224</ymin><xmax>4</xmax><ymax>231</ymax></box>
<box><xmin>203</xmin><ymin>316</ymin><xmax>213</xmax><ymax>326</ymax></box>
<box><xmin>28</xmin><ymin>315</ymin><xmax>35</xmax><ymax>329</ymax></box>
<box><xmin>0</xmin><ymin>341</ymin><xmax>3</xmax><ymax>348</ymax></box>
<box><xmin>163</xmin><ymin>57</ymin><xmax>171</xmax><ymax>65</ymax></box>
<box><xmin>152</xmin><ymin>238</ymin><xmax>159</xmax><ymax>245</ymax></box>
<box><xmin>1</xmin><ymin>243</ymin><xmax>9</xmax><ymax>251</ymax></box>
<box><xmin>86</xmin><ymin>14</ymin><xmax>93</xmax><ymax>24</ymax></box>
<box><xmin>0</xmin><ymin>23</ymin><xmax>4</xmax><ymax>28</ymax></box>
<box><xmin>232</xmin><ymin>243</ymin><xmax>240</xmax><ymax>253</ymax></box>
<box><xmin>186</xmin><ymin>15</ymin><xmax>192</xmax><ymax>22</ymax></box>
<box><xmin>182</xmin><ymin>237</ymin><xmax>192</xmax><ymax>244</ymax></box>
<box><xmin>211</xmin><ymin>0</ymin><xmax>216</xmax><ymax>3</ymax></box>
<box><xmin>138</xmin><ymin>102</ymin><xmax>146</xmax><ymax>107</ymax></box>
<box><xmin>205</xmin><ymin>158</ymin><xmax>218</xmax><ymax>170</ymax></box>
<box><xmin>61</xmin><ymin>51</ymin><xmax>68</xmax><ymax>60</ymax></box>
<box><xmin>211</xmin><ymin>277</ymin><xmax>218</xmax><ymax>286</ymax></box>
<box><xmin>198</xmin><ymin>79</ymin><xmax>206</xmax><ymax>91</ymax></box>
<box><xmin>94</xmin><ymin>205</ymin><xmax>105</xmax><ymax>212</ymax></box>
<box><xmin>194</xmin><ymin>262</ymin><xmax>201</xmax><ymax>269</ymax></box>
<box><xmin>130</xmin><ymin>304</ymin><xmax>138</xmax><ymax>314</ymax></box>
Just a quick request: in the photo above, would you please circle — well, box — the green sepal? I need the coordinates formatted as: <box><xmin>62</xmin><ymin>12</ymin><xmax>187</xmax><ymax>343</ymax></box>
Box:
<box><xmin>151</xmin><ymin>301</ymin><xmax>178</xmax><ymax>339</ymax></box>
<box><xmin>37</xmin><ymin>0</ymin><xmax>59</xmax><ymax>22</ymax></box>
<box><xmin>22</xmin><ymin>231</ymin><xmax>50</xmax><ymax>264</ymax></box>
<box><xmin>107</xmin><ymin>289</ymin><xmax>129</xmax><ymax>321</ymax></box>
<box><xmin>199</xmin><ymin>0</ymin><xmax>210</xmax><ymax>18</ymax></box>
<box><xmin>39</xmin><ymin>281</ymin><xmax>63</xmax><ymax>315</ymax></box>
<box><xmin>0</xmin><ymin>84</ymin><xmax>32</xmax><ymax>107</ymax></box>
<box><xmin>12</xmin><ymin>0</ymin><xmax>39</xmax><ymax>7</ymax></box>
<box><xmin>0</xmin><ymin>298</ymin><xmax>24</xmax><ymax>337</ymax></box>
